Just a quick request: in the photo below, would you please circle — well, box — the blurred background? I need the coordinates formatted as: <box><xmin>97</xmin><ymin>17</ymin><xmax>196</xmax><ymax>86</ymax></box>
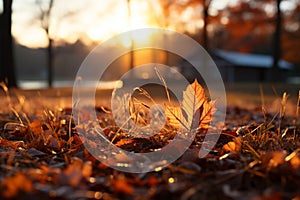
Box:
<box><xmin>0</xmin><ymin>0</ymin><xmax>300</xmax><ymax>89</ymax></box>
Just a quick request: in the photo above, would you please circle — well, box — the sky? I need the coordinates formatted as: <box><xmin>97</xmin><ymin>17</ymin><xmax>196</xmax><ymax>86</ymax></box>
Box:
<box><xmin>2</xmin><ymin>0</ymin><xmax>298</xmax><ymax>48</ymax></box>
<box><xmin>11</xmin><ymin>0</ymin><xmax>163</xmax><ymax>48</ymax></box>
<box><xmin>5</xmin><ymin>0</ymin><xmax>232</xmax><ymax>48</ymax></box>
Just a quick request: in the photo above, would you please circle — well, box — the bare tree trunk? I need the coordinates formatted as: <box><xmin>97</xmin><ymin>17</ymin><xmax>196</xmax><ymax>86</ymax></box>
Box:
<box><xmin>127</xmin><ymin>0</ymin><xmax>134</xmax><ymax>71</ymax></box>
<box><xmin>46</xmin><ymin>0</ymin><xmax>54</xmax><ymax>88</ymax></box>
<box><xmin>37</xmin><ymin>0</ymin><xmax>54</xmax><ymax>87</ymax></box>
<box><xmin>272</xmin><ymin>0</ymin><xmax>281</xmax><ymax>69</ymax></box>
<box><xmin>202</xmin><ymin>3</ymin><xmax>208</xmax><ymax>50</ymax></box>
<box><xmin>0</xmin><ymin>0</ymin><xmax>17</xmax><ymax>87</ymax></box>
<box><xmin>202</xmin><ymin>0</ymin><xmax>211</xmax><ymax>51</ymax></box>
<box><xmin>47</xmin><ymin>38</ymin><xmax>53</xmax><ymax>87</ymax></box>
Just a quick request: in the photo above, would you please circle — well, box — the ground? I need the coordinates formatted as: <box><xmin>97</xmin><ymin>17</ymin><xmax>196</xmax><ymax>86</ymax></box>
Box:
<box><xmin>0</xmin><ymin>83</ymin><xmax>299</xmax><ymax>200</ymax></box>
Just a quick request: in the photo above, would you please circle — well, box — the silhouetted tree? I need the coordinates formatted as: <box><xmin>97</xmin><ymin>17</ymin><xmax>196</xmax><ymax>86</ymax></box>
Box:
<box><xmin>200</xmin><ymin>0</ymin><xmax>211</xmax><ymax>51</ymax></box>
<box><xmin>127</xmin><ymin>0</ymin><xmax>134</xmax><ymax>71</ymax></box>
<box><xmin>36</xmin><ymin>0</ymin><xmax>54</xmax><ymax>87</ymax></box>
<box><xmin>0</xmin><ymin>0</ymin><xmax>17</xmax><ymax>87</ymax></box>
<box><xmin>272</xmin><ymin>0</ymin><xmax>282</xmax><ymax>69</ymax></box>
<box><xmin>282</xmin><ymin>1</ymin><xmax>300</xmax><ymax>66</ymax></box>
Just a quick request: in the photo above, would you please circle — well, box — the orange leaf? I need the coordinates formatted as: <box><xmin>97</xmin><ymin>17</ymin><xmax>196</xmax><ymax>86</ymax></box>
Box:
<box><xmin>1</xmin><ymin>173</ymin><xmax>33</xmax><ymax>198</ymax></box>
<box><xmin>30</xmin><ymin>121</ymin><xmax>43</xmax><ymax>135</ymax></box>
<box><xmin>262</xmin><ymin>151</ymin><xmax>287</xmax><ymax>171</ymax></box>
<box><xmin>111</xmin><ymin>175</ymin><xmax>134</xmax><ymax>195</ymax></box>
<box><xmin>166</xmin><ymin>79</ymin><xmax>216</xmax><ymax>130</ymax></box>
<box><xmin>290</xmin><ymin>155</ymin><xmax>300</xmax><ymax>169</ymax></box>
<box><xmin>199</xmin><ymin>100</ymin><xmax>216</xmax><ymax>129</ymax></box>
<box><xmin>222</xmin><ymin>137</ymin><xmax>242</xmax><ymax>155</ymax></box>
<box><xmin>115</xmin><ymin>139</ymin><xmax>134</xmax><ymax>147</ymax></box>
<box><xmin>165</xmin><ymin>105</ymin><xmax>183</xmax><ymax>129</ymax></box>
<box><xmin>147</xmin><ymin>175</ymin><xmax>160</xmax><ymax>185</ymax></box>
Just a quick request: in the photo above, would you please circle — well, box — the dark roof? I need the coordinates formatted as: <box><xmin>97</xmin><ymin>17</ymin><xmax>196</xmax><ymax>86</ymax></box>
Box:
<box><xmin>214</xmin><ymin>49</ymin><xmax>294</xmax><ymax>70</ymax></box>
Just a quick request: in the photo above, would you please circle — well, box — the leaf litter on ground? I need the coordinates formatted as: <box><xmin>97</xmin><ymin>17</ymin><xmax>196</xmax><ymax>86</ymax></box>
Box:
<box><xmin>0</xmin><ymin>81</ymin><xmax>300</xmax><ymax>200</ymax></box>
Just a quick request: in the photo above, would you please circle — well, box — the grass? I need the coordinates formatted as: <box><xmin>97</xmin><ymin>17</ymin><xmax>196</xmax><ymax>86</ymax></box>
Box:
<box><xmin>0</xmin><ymin>81</ymin><xmax>300</xmax><ymax>199</ymax></box>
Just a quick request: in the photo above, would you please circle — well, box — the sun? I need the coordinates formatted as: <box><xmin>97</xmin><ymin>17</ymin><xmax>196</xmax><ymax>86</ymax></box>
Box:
<box><xmin>12</xmin><ymin>0</ymin><xmax>159</xmax><ymax>48</ymax></box>
<box><xmin>86</xmin><ymin>0</ymin><xmax>157</xmax><ymax>45</ymax></box>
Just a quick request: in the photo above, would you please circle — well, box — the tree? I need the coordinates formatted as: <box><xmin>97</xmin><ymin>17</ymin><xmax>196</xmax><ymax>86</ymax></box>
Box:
<box><xmin>127</xmin><ymin>0</ymin><xmax>134</xmax><ymax>71</ymax></box>
<box><xmin>0</xmin><ymin>0</ymin><xmax>17</xmax><ymax>87</ymax></box>
<box><xmin>36</xmin><ymin>0</ymin><xmax>54</xmax><ymax>88</ymax></box>
<box><xmin>281</xmin><ymin>1</ymin><xmax>300</xmax><ymax>66</ymax></box>
<box><xmin>200</xmin><ymin>0</ymin><xmax>212</xmax><ymax>51</ymax></box>
<box><xmin>272</xmin><ymin>0</ymin><xmax>282</xmax><ymax>69</ymax></box>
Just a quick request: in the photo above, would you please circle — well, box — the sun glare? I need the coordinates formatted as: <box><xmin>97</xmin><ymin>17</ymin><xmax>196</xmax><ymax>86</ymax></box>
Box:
<box><xmin>12</xmin><ymin>0</ymin><xmax>158</xmax><ymax>48</ymax></box>
<box><xmin>86</xmin><ymin>0</ymin><xmax>156</xmax><ymax>46</ymax></box>
<box><xmin>119</xmin><ymin>29</ymin><xmax>158</xmax><ymax>48</ymax></box>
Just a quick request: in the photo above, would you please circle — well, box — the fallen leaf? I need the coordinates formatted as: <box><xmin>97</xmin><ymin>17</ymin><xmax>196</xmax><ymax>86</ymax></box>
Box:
<box><xmin>222</xmin><ymin>137</ymin><xmax>242</xmax><ymax>155</ymax></box>
<box><xmin>58</xmin><ymin>157</ymin><xmax>92</xmax><ymax>187</ymax></box>
<box><xmin>82</xmin><ymin>161</ymin><xmax>93</xmax><ymax>178</ymax></box>
<box><xmin>181</xmin><ymin>79</ymin><xmax>207</xmax><ymax>130</ymax></box>
<box><xmin>262</xmin><ymin>151</ymin><xmax>287</xmax><ymax>171</ymax></box>
<box><xmin>147</xmin><ymin>175</ymin><xmax>160</xmax><ymax>186</ymax></box>
<box><xmin>30</xmin><ymin>121</ymin><xmax>43</xmax><ymax>135</ymax></box>
<box><xmin>199</xmin><ymin>100</ymin><xmax>216</xmax><ymax>129</ymax></box>
<box><xmin>111</xmin><ymin>175</ymin><xmax>134</xmax><ymax>195</ymax></box>
<box><xmin>1</xmin><ymin>173</ymin><xmax>33</xmax><ymax>198</ymax></box>
<box><xmin>44</xmin><ymin>132</ymin><xmax>60</xmax><ymax>151</ymax></box>
<box><xmin>285</xmin><ymin>150</ymin><xmax>300</xmax><ymax>170</ymax></box>
<box><xmin>166</xmin><ymin>105</ymin><xmax>182</xmax><ymax>129</ymax></box>
<box><xmin>0</xmin><ymin>138</ymin><xmax>24</xmax><ymax>149</ymax></box>
<box><xmin>289</xmin><ymin>154</ymin><xmax>300</xmax><ymax>170</ymax></box>
<box><xmin>166</xmin><ymin>79</ymin><xmax>216</xmax><ymax>130</ymax></box>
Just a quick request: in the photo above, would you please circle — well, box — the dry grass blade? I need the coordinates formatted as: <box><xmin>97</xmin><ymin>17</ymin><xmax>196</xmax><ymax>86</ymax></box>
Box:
<box><xmin>243</xmin><ymin>141</ymin><xmax>261</xmax><ymax>160</ymax></box>
<box><xmin>134</xmin><ymin>87</ymin><xmax>156</xmax><ymax>105</ymax></box>
<box><xmin>155</xmin><ymin>66</ymin><xmax>171</xmax><ymax>104</ymax></box>
<box><xmin>294</xmin><ymin>90</ymin><xmax>300</xmax><ymax>140</ymax></box>
<box><xmin>259</xmin><ymin>84</ymin><xmax>267</xmax><ymax>123</ymax></box>
<box><xmin>278</xmin><ymin>92</ymin><xmax>288</xmax><ymax>135</ymax></box>
<box><xmin>0</xmin><ymin>82</ymin><xmax>12</xmax><ymax>109</ymax></box>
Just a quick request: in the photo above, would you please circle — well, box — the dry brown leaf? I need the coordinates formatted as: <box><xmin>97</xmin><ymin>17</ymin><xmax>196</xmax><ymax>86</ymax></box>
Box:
<box><xmin>181</xmin><ymin>79</ymin><xmax>206</xmax><ymax>130</ymax></box>
<box><xmin>262</xmin><ymin>151</ymin><xmax>287</xmax><ymax>171</ymax></box>
<box><xmin>289</xmin><ymin>154</ymin><xmax>300</xmax><ymax>170</ymax></box>
<box><xmin>1</xmin><ymin>173</ymin><xmax>33</xmax><ymax>198</ymax></box>
<box><xmin>30</xmin><ymin>121</ymin><xmax>43</xmax><ymax>135</ymax></box>
<box><xmin>166</xmin><ymin>105</ymin><xmax>183</xmax><ymax>129</ymax></box>
<box><xmin>58</xmin><ymin>157</ymin><xmax>92</xmax><ymax>187</ymax></box>
<box><xmin>0</xmin><ymin>138</ymin><xmax>24</xmax><ymax>149</ymax></box>
<box><xmin>115</xmin><ymin>139</ymin><xmax>134</xmax><ymax>147</ymax></box>
<box><xmin>82</xmin><ymin>161</ymin><xmax>93</xmax><ymax>178</ymax></box>
<box><xmin>199</xmin><ymin>100</ymin><xmax>216</xmax><ymax>129</ymax></box>
<box><xmin>111</xmin><ymin>175</ymin><xmax>134</xmax><ymax>195</ymax></box>
<box><xmin>222</xmin><ymin>137</ymin><xmax>242</xmax><ymax>155</ymax></box>
<box><xmin>44</xmin><ymin>131</ymin><xmax>60</xmax><ymax>151</ymax></box>
<box><xmin>147</xmin><ymin>175</ymin><xmax>160</xmax><ymax>185</ymax></box>
<box><xmin>166</xmin><ymin>79</ymin><xmax>216</xmax><ymax>130</ymax></box>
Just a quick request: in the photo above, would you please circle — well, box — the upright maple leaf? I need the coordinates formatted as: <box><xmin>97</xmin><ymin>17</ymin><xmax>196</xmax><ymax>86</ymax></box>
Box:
<box><xmin>166</xmin><ymin>79</ymin><xmax>216</xmax><ymax>131</ymax></box>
